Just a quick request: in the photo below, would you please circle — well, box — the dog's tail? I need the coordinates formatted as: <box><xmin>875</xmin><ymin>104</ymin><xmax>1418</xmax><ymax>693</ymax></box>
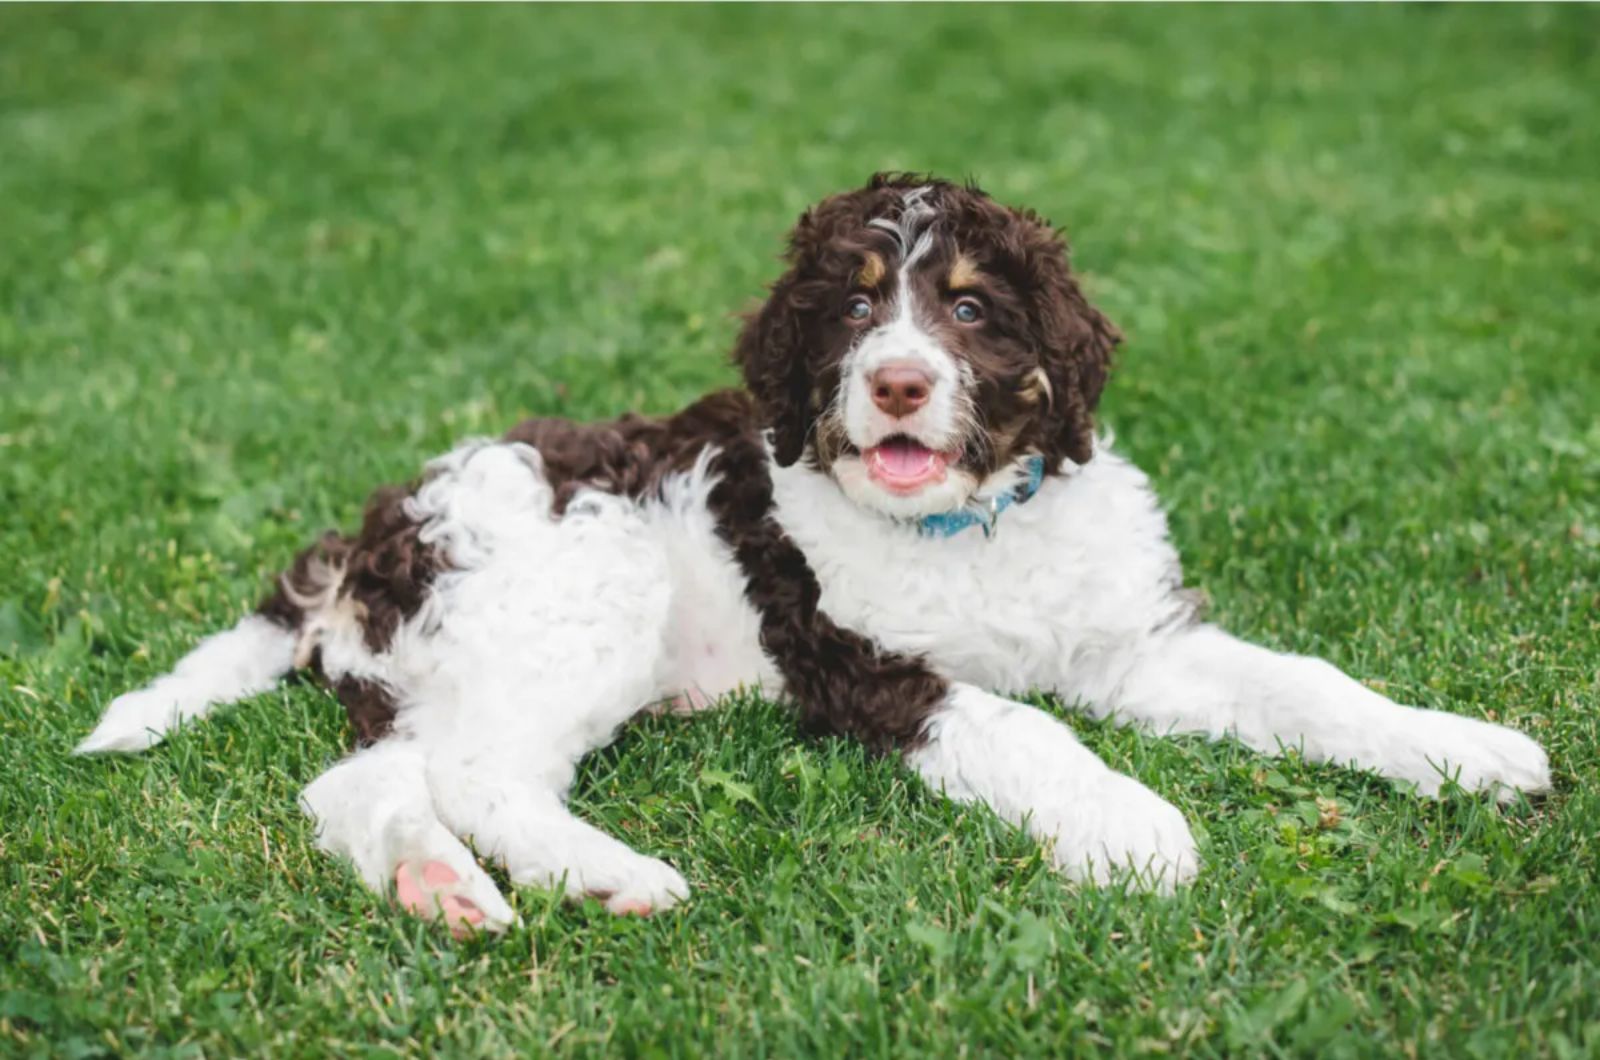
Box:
<box><xmin>75</xmin><ymin>535</ymin><xmax>348</xmax><ymax>755</ymax></box>
<box><xmin>74</xmin><ymin>614</ymin><xmax>298</xmax><ymax>755</ymax></box>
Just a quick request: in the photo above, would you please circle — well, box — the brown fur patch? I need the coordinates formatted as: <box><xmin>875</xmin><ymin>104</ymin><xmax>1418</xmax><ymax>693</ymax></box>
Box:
<box><xmin>332</xmin><ymin>675</ymin><xmax>399</xmax><ymax>747</ymax></box>
<box><xmin>697</xmin><ymin>409</ymin><xmax>948</xmax><ymax>753</ymax></box>
<box><xmin>259</xmin><ymin>487</ymin><xmax>449</xmax><ymax>744</ymax></box>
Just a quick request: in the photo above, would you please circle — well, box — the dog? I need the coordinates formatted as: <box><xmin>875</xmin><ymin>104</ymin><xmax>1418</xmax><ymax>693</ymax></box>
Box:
<box><xmin>78</xmin><ymin>173</ymin><xmax>1552</xmax><ymax>936</ymax></box>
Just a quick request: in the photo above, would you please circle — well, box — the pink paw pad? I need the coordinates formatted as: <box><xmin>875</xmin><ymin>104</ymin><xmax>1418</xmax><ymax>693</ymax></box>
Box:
<box><xmin>395</xmin><ymin>860</ymin><xmax>485</xmax><ymax>939</ymax></box>
<box><xmin>652</xmin><ymin>687</ymin><xmax>711</xmax><ymax>716</ymax></box>
<box><xmin>606</xmin><ymin>896</ymin><xmax>655</xmax><ymax>917</ymax></box>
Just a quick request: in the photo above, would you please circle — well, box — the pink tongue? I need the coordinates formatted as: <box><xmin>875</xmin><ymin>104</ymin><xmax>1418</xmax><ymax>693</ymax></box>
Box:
<box><xmin>876</xmin><ymin>438</ymin><xmax>934</xmax><ymax>476</ymax></box>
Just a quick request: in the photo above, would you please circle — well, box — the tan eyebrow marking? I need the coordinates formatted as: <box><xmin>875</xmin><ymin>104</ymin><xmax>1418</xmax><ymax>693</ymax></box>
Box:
<box><xmin>948</xmin><ymin>252</ymin><xmax>982</xmax><ymax>290</ymax></box>
<box><xmin>857</xmin><ymin>251</ymin><xmax>886</xmax><ymax>288</ymax></box>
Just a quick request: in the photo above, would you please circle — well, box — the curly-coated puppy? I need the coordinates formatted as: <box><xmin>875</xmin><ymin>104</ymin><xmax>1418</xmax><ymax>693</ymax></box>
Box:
<box><xmin>80</xmin><ymin>174</ymin><xmax>1550</xmax><ymax>935</ymax></box>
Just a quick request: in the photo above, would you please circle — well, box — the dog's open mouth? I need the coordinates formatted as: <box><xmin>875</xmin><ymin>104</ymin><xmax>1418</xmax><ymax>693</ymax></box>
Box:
<box><xmin>863</xmin><ymin>435</ymin><xmax>958</xmax><ymax>494</ymax></box>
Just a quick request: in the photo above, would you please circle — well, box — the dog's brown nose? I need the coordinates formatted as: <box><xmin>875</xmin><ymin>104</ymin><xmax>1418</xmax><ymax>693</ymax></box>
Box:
<box><xmin>870</xmin><ymin>363</ymin><xmax>933</xmax><ymax>418</ymax></box>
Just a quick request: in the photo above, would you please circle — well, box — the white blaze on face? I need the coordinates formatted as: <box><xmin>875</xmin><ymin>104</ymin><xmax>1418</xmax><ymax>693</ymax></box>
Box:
<box><xmin>832</xmin><ymin>188</ymin><xmax>979</xmax><ymax>518</ymax></box>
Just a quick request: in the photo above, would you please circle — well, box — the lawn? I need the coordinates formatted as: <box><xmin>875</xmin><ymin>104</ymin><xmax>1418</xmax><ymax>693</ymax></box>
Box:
<box><xmin>3</xmin><ymin>5</ymin><xmax>1598</xmax><ymax>1056</ymax></box>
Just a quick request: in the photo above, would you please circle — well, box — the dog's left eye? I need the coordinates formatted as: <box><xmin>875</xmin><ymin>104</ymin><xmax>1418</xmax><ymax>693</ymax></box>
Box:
<box><xmin>952</xmin><ymin>297</ymin><xmax>984</xmax><ymax>325</ymax></box>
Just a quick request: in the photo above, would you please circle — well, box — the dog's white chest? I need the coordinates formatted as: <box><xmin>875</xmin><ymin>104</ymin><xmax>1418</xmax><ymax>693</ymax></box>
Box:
<box><xmin>768</xmin><ymin>449</ymin><xmax>1191</xmax><ymax>693</ymax></box>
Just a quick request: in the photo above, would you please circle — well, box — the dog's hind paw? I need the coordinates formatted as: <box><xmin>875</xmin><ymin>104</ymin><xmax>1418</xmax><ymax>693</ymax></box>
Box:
<box><xmin>394</xmin><ymin>857</ymin><xmax>517</xmax><ymax>938</ymax></box>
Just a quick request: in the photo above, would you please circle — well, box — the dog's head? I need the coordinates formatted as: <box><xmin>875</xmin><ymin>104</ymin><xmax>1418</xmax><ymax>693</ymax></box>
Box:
<box><xmin>735</xmin><ymin>173</ymin><xmax>1121</xmax><ymax>518</ymax></box>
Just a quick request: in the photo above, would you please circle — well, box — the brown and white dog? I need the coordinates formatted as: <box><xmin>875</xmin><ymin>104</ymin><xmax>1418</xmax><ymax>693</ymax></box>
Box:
<box><xmin>78</xmin><ymin>174</ymin><xmax>1551</xmax><ymax>935</ymax></box>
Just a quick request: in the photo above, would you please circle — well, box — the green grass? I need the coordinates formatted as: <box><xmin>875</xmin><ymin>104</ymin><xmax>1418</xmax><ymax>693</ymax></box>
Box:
<box><xmin>3</xmin><ymin>5</ymin><xmax>1598</xmax><ymax>1056</ymax></box>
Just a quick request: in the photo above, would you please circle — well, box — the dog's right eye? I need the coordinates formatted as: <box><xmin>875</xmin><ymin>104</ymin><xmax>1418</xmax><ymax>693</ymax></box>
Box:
<box><xmin>845</xmin><ymin>295</ymin><xmax>873</xmax><ymax>322</ymax></box>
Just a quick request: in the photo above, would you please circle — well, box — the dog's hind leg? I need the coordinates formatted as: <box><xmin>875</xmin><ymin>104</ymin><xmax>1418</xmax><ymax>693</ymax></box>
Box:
<box><xmin>328</xmin><ymin>450</ymin><xmax>697</xmax><ymax>919</ymax></box>
<box><xmin>76</xmin><ymin>615</ymin><xmax>296</xmax><ymax>754</ymax></box>
<box><xmin>299</xmin><ymin>740</ymin><xmax>517</xmax><ymax>936</ymax></box>
<box><xmin>406</xmin><ymin>680</ymin><xmax>695</xmax><ymax>917</ymax></box>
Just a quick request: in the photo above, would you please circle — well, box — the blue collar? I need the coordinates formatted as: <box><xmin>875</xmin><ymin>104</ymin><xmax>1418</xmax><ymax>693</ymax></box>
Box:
<box><xmin>916</xmin><ymin>456</ymin><xmax>1047</xmax><ymax>539</ymax></box>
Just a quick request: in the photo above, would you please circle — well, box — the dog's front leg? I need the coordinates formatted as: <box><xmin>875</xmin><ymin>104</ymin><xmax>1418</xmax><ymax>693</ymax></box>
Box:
<box><xmin>755</xmin><ymin>599</ymin><xmax>1200</xmax><ymax>891</ymax></box>
<box><xmin>717</xmin><ymin>464</ymin><xmax>1197</xmax><ymax>891</ymax></box>
<box><xmin>905</xmin><ymin>683</ymin><xmax>1199</xmax><ymax>892</ymax></box>
<box><xmin>1074</xmin><ymin>624</ymin><xmax>1551</xmax><ymax>800</ymax></box>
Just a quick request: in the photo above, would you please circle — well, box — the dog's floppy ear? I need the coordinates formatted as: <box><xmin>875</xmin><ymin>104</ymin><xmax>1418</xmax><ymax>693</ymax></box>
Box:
<box><xmin>1017</xmin><ymin>210</ymin><xmax>1121</xmax><ymax>467</ymax></box>
<box><xmin>735</xmin><ymin>198</ymin><xmax>855</xmax><ymax>468</ymax></box>
<box><xmin>734</xmin><ymin>266</ymin><xmax>813</xmax><ymax>468</ymax></box>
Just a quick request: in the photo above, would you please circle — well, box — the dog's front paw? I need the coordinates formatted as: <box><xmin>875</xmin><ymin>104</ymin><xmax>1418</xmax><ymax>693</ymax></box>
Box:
<box><xmin>1037</xmin><ymin>774</ymin><xmax>1199</xmax><ymax>894</ymax></box>
<box><xmin>1393</xmin><ymin>710</ymin><xmax>1551</xmax><ymax>802</ymax></box>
